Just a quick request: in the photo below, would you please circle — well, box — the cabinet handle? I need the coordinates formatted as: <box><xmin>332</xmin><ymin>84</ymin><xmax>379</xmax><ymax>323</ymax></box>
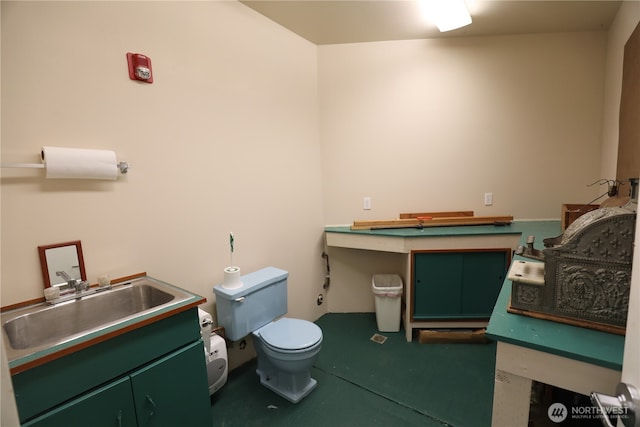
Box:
<box><xmin>117</xmin><ymin>409</ymin><xmax>122</xmax><ymax>427</ymax></box>
<box><xmin>145</xmin><ymin>394</ymin><xmax>157</xmax><ymax>418</ymax></box>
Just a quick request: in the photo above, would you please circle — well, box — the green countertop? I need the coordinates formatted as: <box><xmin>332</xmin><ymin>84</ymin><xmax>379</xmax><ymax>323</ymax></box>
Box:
<box><xmin>487</xmin><ymin>276</ymin><xmax>624</xmax><ymax>370</ymax></box>
<box><xmin>484</xmin><ymin>221</ymin><xmax>625</xmax><ymax>371</ymax></box>
<box><xmin>325</xmin><ymin>220</ymin><xmax>573</xmax><ymax>238</ymax></box>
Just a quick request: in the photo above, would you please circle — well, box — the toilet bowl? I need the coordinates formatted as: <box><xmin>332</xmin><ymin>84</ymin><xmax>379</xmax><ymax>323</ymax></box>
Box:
<box><xmin>253</xmin><ymin>317</ymin><xmax>323</xmax><ymax>403</ymax></box>
<box><xmin>213</xmin><ymin>267</ymin><xmax>323</xmax><ymax>403</ymax></box>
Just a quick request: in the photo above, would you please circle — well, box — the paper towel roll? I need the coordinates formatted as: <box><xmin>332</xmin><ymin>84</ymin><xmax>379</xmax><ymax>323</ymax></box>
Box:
<box><xmin>198</xmin><ymin>308</ymin><xmax>213</xmax><ymax>355</ymax></box>
<box><xmin>41</xmin><ymin>146</ymin><xmax>118</xmax><ymax>180</ymax></box>
<box><xmin>222</xmin><ymin>266</ymin><xmax>243</xmax><ymax>290</ymax></box>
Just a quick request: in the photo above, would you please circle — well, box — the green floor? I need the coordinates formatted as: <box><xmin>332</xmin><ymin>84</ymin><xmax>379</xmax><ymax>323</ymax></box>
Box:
<box><xmin>210</xmin><ymin>313</ymin><xmax>496</xmax><ymax>427</ymax></box>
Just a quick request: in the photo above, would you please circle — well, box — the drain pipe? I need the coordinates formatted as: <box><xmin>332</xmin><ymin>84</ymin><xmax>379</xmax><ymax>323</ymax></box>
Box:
<box><xmin>322</xmin><ymin>252</ymin><xmax>330</xmax><ymax>290</ymax></box>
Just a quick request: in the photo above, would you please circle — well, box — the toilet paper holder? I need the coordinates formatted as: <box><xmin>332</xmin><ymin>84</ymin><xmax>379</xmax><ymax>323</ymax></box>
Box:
<box><xmin>200</xmin><ymin>316</ymin><xmax>214</xmax><ymax>327</ymax></box>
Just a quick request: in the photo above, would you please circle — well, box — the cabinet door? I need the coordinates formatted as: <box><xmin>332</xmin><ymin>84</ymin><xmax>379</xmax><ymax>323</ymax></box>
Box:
<box><xmin>130</xmin><ymin>341</ymin><xmax>212</xmax><ymax>427</ymax></box>
<box><xmin>414</xmin><ymin>252</ymin><xmax>464</xmax><ymax>318</ymax></box>
<box><xmin>413</xmin><ymin>250</ymin><xmax>508</xmax><ymax>319</ymax></box>
<box><xmin>460</xmin><ymin>251</ymin><xmax>507</xmax><ymax>316</ymax></box>
<box><xmin>22</xmin><ymin>377</ymin><xmax>136</xmax><ymax>427</ymax></box>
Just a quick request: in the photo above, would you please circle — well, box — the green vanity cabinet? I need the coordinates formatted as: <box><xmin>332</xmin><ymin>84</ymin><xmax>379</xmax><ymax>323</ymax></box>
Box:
<box><xmin>13</xmin><ymin>308</ymin><xmax>212</xmax><ymax>426</ymax></box>
<box><xmin>23</xmin><ymin>342</ymin><xmax>210</xmax><ymax>427</ymax></box>
<box><xmin>412</xmin><ymin>250</ymin><xmax>510</xmax><ymax>319</ymax></box>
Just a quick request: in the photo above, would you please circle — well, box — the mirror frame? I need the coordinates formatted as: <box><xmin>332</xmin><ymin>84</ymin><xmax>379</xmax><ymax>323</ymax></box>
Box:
<box><xmin>38</xmin><ymin>240</ymin><xmax>87</xmax><ymax>288</ymax></box>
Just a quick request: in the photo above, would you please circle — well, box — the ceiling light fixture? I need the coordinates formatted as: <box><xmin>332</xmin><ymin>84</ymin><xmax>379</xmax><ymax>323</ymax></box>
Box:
<box><xmin>419</xmin><ymin>0</ymin><xmax>472</xmax><ymax>32</ymax></box>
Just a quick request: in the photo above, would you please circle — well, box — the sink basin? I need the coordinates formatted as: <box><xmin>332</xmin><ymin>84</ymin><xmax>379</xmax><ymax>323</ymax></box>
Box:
<box><xmin>1</xmin><ymin>277</ymin><xmax>199</xmax><ymax>363</ymax></box>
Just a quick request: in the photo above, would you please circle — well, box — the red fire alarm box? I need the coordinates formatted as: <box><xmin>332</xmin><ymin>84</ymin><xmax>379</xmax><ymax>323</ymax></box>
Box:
<box><xmin>126</xmin><ymin>52</ymin><xmax>153</xmax><ymax>83</ymax></box>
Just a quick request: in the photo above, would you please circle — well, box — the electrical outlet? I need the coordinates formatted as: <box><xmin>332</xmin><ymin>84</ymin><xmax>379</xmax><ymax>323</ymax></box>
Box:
<box><xmin>363</xmin><ymin>197</ymin><xmax>372</xmax><ymax>210</ymax></box>
<box><xmin>484</xmin><ymin>192</ymin><xmax>493</xmax><ymax>206</ymax></box>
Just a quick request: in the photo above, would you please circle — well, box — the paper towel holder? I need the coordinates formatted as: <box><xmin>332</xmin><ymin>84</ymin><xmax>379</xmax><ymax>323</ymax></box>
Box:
<box><xmin>1</xmin><ymin>161</ymin><xmax>129</xmax><ymax>173</ymax></box>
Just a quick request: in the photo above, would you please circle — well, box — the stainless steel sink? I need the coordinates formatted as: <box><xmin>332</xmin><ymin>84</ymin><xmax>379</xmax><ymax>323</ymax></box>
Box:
<box><xmin>1</xmin><ymin>277</ymin><xmax>197</xmax><ymax>363</ymax></box>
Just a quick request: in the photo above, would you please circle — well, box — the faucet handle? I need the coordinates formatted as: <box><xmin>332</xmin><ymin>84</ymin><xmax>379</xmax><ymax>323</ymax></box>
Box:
<box><xmin>68</xmin><ymin>279</ymin><xmax>89</xmax><ymax>292</ymax></box>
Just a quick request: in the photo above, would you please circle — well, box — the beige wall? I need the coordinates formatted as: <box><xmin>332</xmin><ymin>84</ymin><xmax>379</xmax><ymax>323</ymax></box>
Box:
<box><xmin>319</xmin><ymin>32</ymin><xmax>607</xmax><ymax>226</ymax></box>
<box><xmin>0</xmin><ymin>1</ymin><xmax>327</xmax><ymax>326</ymax></box>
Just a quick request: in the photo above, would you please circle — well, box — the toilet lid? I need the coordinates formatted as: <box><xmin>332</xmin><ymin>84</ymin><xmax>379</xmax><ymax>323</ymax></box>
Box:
<box><xmin>260</xmin><ymin>318</ymin><xmax>322</xmax><ymax>351</ymax></box>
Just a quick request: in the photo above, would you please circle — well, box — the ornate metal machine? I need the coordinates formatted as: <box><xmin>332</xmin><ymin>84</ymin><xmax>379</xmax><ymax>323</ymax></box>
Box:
<box><xmin>509</xmin><ymin>179</ymin><xmax>637</xmax><ymax>332</ymax></box>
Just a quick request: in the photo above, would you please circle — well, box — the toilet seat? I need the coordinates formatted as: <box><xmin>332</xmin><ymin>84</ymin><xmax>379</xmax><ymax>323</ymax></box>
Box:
<box><xmin>258</xmin><ymin>318</ymin><xmax>322</xmax><ymax>352</ymax></box>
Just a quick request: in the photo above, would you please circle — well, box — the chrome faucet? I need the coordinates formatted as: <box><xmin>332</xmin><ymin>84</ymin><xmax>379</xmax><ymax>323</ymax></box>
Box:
<box><xmin>56</xmin><ymin>271</ymin><xmax>89</xmax><ymax>293</ymax></box>
<box><xmin>46</xmin><ymin>272</ymin><xmax>109</xmax><ymax>305</ymax></box>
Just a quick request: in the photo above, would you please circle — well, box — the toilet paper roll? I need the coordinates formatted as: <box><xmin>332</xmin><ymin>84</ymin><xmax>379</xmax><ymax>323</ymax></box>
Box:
<box><xmin>198</xmin><ymin>308</ymin><xmax>213</xmax><ymax>355</ymax></box>
<box><xmin>222</xmin><ymin>266</ymin><xmax>243</xmax><ymax>290</ymax></box>
<box><xmin>41</xmin><ymin>146</ymin><xmax>118</xmax><ymax>180</ymax></box>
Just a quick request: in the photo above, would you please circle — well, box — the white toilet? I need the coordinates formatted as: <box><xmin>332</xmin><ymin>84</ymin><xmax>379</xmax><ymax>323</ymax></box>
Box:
<box><xmin>213</xmin><ymin>267</ymin><xmax>323</xmax><ymax>403</ymax></box>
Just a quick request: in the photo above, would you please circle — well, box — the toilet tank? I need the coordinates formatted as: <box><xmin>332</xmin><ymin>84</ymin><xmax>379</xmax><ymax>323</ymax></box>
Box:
<box><xmin>213</xmin><ymin>267</ymin><xmax>288</xmax><ymax>341</ymax></box>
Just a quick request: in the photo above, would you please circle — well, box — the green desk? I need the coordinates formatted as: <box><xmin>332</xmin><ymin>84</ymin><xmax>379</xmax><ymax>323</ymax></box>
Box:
<box><xmin>325</xmin><ymin>221</ymin><xmax>570</xmax><ymax>341</ymax></box>
<box><xmin>487</xmin><ymin>253</ymin><xmax>624</xmax><ymax>425</ymax></box>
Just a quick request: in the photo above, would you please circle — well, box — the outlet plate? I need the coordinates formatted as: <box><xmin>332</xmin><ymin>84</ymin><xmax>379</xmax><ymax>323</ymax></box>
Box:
<box><xmin>484</xmin><ymin>192</ymin><xmax>493</xmax><ymax>206</ymax></box>
<box><xmin>363</xmin><ymin>197</ymin><xmax>372</xmax><ymax>210</ymax></box>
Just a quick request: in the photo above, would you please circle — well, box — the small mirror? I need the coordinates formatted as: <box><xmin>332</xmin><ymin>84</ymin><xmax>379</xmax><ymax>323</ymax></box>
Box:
<box><xmin>38</xmin><ymin>241</ymin><xmax>87</xmax><ymax>288</ymax></box>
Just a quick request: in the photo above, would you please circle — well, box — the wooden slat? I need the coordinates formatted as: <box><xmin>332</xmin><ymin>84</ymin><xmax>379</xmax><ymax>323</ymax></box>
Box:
<box><xmin>418</xmin><ymin>329</ymin><xmax>489</xmax><ymax>344</ymax></box>
<box><xmin>351</xmin><ymin>215</ymin><xmax>513</xmax><ymax>230</ymax></box>
<box><xmin>399</xmin><ymin>211</ymin><xmax>474</xmax><ymax>219</ymax></box>
<box><xmin>422</xmin><ymin>216</ymin><xmax>513</xmax><ymax>226</ymax></box>
<box><xmin>507</xmin><ymin>302</ymin><xmax>625</xmax><ymax>336</ymax></box>
<box><xmin>351</xmin><ymin>219</ymin><xmax>420</xmax><ymax>230</ymax></box>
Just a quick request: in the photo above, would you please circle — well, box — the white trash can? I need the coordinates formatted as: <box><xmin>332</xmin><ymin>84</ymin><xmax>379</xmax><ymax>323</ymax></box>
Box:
<box><xmin>372</xmin><ymin>274</ymin><xmax>403</xmax><ymax>332</ymax></box>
